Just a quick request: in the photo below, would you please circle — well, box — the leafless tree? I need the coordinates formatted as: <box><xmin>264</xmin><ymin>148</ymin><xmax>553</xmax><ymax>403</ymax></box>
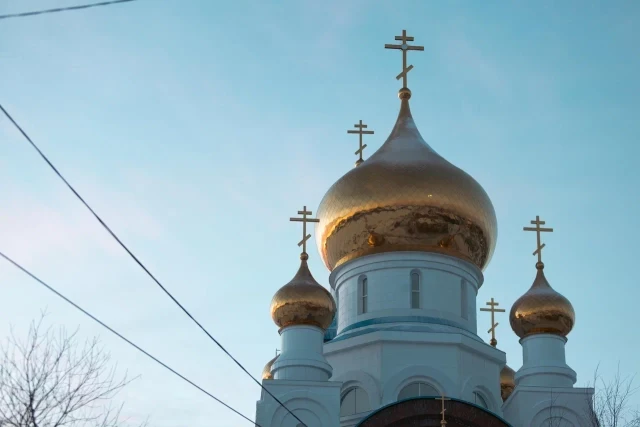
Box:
<box><xmin>0</xmin><ymin>313</ymin><xmax>147</xmax><ymax>427</ymax></box>
<box><xmin>585</xmin><ymin>363</ymin><xmax>640</xmax><ymax>427</ymax></box>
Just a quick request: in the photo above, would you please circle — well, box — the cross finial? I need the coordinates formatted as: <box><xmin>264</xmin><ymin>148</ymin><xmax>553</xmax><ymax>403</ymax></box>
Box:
<box><xmin>347</xmin><ymin>120</ymin><xmax>374</xmax><ymax>167</ymax></box>
<box><xmin>437</xmin><ymin>395</ymin><xmax>450</xmax><ymax>426</ymax></box>
<box><xmin>480</xmin><ymin>297</ymin><xmax>506</xmax><ymax>347</ymax></box>
<box><xmin>275</xmin><ymin>349</ymin><xmax>280</xmax><ymax>357</ymax></box>
<box><xmin>290</xmin><ymin>206</ymin><xmax>319</xmax><ymax>258</ymax></box>
<box><xmin>384</xmin><ymin>29</ymin><xmax>424</xmax><ymax>91</ymax></box>
<box><xmin>523</xmin><ymin>215</ymin><xmax>554</xmax><ymax>265</ymax></box>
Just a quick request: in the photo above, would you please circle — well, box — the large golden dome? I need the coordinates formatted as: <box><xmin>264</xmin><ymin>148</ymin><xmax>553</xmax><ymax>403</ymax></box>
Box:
<box><xmin>510</xmin><ymin>262</ymin><xmax>575</xmax><ymax>339</ymax></box>
<box><xmin>315</xmin><ymin>91</ymin><xmax>497</xmax><ymax>271</ymax></box>
<box><xmin>270</xmin><ymin>254</ymin><xmax>336</xmax><ymax>330</ymax></box>
<box><xmin>500</xmin><ymin>364</ymin><xmax>516</xmax><ymax>401</ymax></box>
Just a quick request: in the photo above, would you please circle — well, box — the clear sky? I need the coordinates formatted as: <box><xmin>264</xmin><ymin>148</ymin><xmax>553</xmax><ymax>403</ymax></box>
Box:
<box><xmin>1</xmin><ymin>1</ymin><xmax>639</xmax><ymax>425</ymax></box>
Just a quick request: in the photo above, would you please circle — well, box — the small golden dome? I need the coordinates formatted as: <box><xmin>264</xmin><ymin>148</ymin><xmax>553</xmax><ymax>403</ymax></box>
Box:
<box><xmin>270</xmin><ymin>255</ymin><xmax>336</xmax><ymax>330</ymax></box>
<box><xmin>315</xmin><ymin>95</ymin><xmax>497</xmax><ymax>272</ymax></box>
<box><xmin>500</xmin><ymin>364</ymin><xmax>516</xmax><ymax>401</ymax></box>
<box><xmin>510</xmin><ymin>262</ymin><xmax>575</xmax><ymax>339</ymax></box>
<box><xmin>262</xmin><ymin>354</ymin><xmax>279</xmax><ymax>380</ymax></box>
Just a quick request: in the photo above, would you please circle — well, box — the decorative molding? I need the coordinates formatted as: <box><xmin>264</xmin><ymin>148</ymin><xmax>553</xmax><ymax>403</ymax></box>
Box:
<box><xmin>333</xmin><ymin>370</ymin><xmax>382</xmax><ymax>409</ymax></box>
<box><xmin>383</xmin><ymin>365</ymin><xmax>456</xmax><ymax>405</ymax></box>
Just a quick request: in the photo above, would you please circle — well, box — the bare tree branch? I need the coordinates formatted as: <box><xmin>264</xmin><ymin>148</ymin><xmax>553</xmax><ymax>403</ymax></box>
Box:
<box><xmin>0</xmin><ymin>313</ymin><xmax>147</xmax><ymax>427</ymax></box>
<box><xmin>584</xmin><ymin>363</ymin><xmax>640</xmax><ymax>427</ymax></box>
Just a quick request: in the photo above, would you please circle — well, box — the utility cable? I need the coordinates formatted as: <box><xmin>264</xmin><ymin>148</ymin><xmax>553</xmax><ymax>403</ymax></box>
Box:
<box><xmin>0</xmin><ymin>0</ymin><xmax>137</xmax><ymax>20</ymax></box>
<box><xmin>0</xmin><ymin>104</ymin><xmax>307</xmax><ymax>426</ymax></box>
<box><xmin>0</xmin><ymin>250</ymin><xmax>261</xmax><ymax>426</ymax></box>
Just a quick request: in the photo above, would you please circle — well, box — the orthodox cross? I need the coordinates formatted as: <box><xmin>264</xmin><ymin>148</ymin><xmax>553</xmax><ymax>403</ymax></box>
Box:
<box><xmin>275</xmin><ymin>349</ymin><xmax>280</xmax><ymax>357</ymax></box>
<box><xmin>290</xmin><ymin>206</ymin><xmax>319</xmax><ymax>255</ymax></box>
<box><xmin>437</xmin><ymin>395</ymin><xmax>450</xmax><ymax>426</ymax></box>
<box><xmin>347</xmin><ymin>120</ymin><xmax>374</xmax><ymax>166</ymax></box>
<box><xmin>384</xmin><ymin>29</ymin><xmax>424</xmax><ymax>89</ymax></box>
<box><xmin>480</xmin><ymin>297</ymin><xmax>505</xmax><ymax>347</ymax></box>
<box><xmin>523</xmin><ymin>215</ymin><xmax>554</xmax><ymax>263</ymax></box>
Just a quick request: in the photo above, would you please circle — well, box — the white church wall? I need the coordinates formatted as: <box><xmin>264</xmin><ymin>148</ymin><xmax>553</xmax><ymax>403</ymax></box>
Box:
<box><xmin>460</xmin><ymin>373</ymin><xmax>502</xmax><ymax>414</ymax></box>
<box><xmin>332</xmin><ymin>369</ymin><xmax>382</xmax><ymax>412</ymax></box>
<box><xmin>382</xmin><ymin>362</ymin><xmax>457</xmax><ymax>404</ymax></box>
<box><xmin>256</xmin><ymin>380</ymin><xmax>341</xmax><ymax>427</ymax></box>
<box><xmin>502</xmin><ymin>386</ymin><xmax>594</xmax><ymax>427</ymax></box>
<box><xmin>329</xmin><ymin>252</ymin><xmax>483</xmax><ymax>336</ymax></box>
<box><xmin>458</xmin><ymin>347</ymin><xmax>504</xmax><ymax>411</ymax></box>
<box><xmin>324</xmin><ymin>327</ymin><xmax>507</xmax><ymax>423</ymax></box>
<box><xmin>324</xmin><ymin>363</ymin><xmax>381</xmax><ymax>426</ymax></box>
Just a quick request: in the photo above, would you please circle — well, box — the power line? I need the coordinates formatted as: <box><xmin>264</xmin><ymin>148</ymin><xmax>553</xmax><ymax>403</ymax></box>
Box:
<box><xmin>0</xmin><ymin>104</ymin><xmax>307</xmax><ymax>426</ymax></box>
<box><xmin>0</xmin><ymin>250</ymin><xmax>261</xmax><ymax>427</ymax></box>
<box><xmin>0</xmin><ymin>0</ymin><xmax>137</xmax><ymax>20</ymax></box>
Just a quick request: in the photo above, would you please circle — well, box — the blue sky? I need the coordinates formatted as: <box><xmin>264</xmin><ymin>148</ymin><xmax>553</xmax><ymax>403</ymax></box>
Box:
<box><xmin>1</xmin><ymin>1</ymin><xmax>639</xmax><ymax>425</ymax></box>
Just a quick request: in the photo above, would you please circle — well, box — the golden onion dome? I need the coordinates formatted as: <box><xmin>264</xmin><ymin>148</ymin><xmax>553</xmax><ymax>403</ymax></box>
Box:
<box><xmin>315</xmin><ymin>90</ymin><xmax>497</xmax><ymax>272</ymax></box>
<box><xmin>500</xmin><ymin>364</ymin><xmax>516</xmax><ymax>401</ymax></box>
<box><xmin>262</xmin><ymin>354</ymin><xmax>279</xmax><ymax>380</ymax></box>
<box><xmin>509</xmin><ymin>262</ymin><xmax>575</xmax><ymax>339</ymax></box>
<box><xmin>270</xmin><ymin>254</ymin><xmax>337</xmax><ymax>330</ymax></box>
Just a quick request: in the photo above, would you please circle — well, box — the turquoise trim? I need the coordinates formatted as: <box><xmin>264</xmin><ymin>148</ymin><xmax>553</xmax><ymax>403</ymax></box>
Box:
<box><xmin>324</xmin><ymin>327</ymin><xmax>337</xmax><ymax>342</ymax></box>
<box><xmin>328</xmin><ymin>327</ymin><xmax>374</xmax><ymax>343</ymax></box>
<box><xmin>355</xmin><ymin>396</ymin><xmax>513</xmax><ymax>427</ymax></box>
<box><xmin>341</xmin><ymin>315</ymin><xmax>469</xmax><ymax>335</ymax></box>
<box><xmin>327</xmin><ymin>316</ymin><xmax>489</xmax><ymax>344</ymax></box>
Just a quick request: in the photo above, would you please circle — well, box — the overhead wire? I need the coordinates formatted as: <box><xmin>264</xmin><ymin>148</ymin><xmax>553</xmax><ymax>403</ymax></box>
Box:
<box><xmin>0</xmin><ymin>104</ymin><xmax>307</xmax><ymax>426</ymax></box>
<box><xmin>0</xmin><ymin>250</ymin><xmax>261</xmax><ymax>426</ymax></box>
<box><xmin>0</xmin><ymin>0</ymin><xmax>137</xmax><ymax>20</ymax></box>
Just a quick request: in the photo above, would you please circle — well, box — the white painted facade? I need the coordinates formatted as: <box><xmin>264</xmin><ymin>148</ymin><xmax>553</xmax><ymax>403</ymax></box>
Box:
<box><xmin>324</xmin><ymin>252</ymin><xmax>505</xmax><ymax>426</ymax></box>
<box><xmin>256</xmin><ymin>324</ymin><xmax>341</xmax><ymax>427</ymax></box>
<box><xmin>503</xmin><ymin>333</ymin><xmax>593</xmax><ymax>426</ymax></box>
<box><xmin>503</xmin><ymin>386</ymin><xmax>592</xmax><ymax>427</ymax></box>
<box><xmin>256</xmin><ymin>251</ymin><xmax>594</xmax><ymax>427</ymax></box>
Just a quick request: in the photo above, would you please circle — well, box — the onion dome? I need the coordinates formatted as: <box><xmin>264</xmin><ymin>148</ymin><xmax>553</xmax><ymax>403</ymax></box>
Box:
<box><xmin>510</xmin><ymin>262</ymin><xmax>575</xmax><ymax>339</ymax></box>
<box><xmin>262</xmin><ymin>354</ymin><xmax>279</xmax><ymax>380</ymax></box>
<box><xmin>500</xmin><ymin>365</ymin><xmax>516</xmax><ymax>401</ymax></box>
<box><xmin>270</xmin><ymin>253</ymin><xmax>337</xmax><ymax>330</ymax></box>
<box><xmin>315</xmin><ymin>89</ymin><xmax>497</xmax><ymax>272</ymax></box>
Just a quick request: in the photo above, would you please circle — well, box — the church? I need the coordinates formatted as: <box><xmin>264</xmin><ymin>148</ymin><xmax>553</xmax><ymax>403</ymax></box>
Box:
<box><xmin>255</xmin><ymin>30</ymin><xmax>593</xmax><ymax>427</ymax></box>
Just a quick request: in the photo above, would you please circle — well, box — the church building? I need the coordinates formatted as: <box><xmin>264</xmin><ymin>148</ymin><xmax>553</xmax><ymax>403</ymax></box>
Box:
<box><xmin>255</xmin><ymin>30</ymin><xmax>593</xmax><ymax>427</ymax></box>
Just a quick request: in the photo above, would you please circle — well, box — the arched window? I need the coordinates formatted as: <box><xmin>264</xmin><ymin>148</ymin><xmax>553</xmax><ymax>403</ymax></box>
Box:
<box><xmin>340</xmin><ymin>387</ymin><xmax>370</xmax><ymax>417</ymax></box>
<box><xmin>358</xmin><ymin>276</ymin><xmax>368</xmax><ymax>314</ymax></box>
<box><xmin>410</xmin><ymin>270</ymin><xmax>420</xmax><ymax>309</ymax></box>
<box><xmin>473</xmin><ymin>391</ymin><xmax>489</xmax><ymax>409</ymax></box>
<box><xmin>398</xmin><ymin>382</ymin><xmax>439</xmax><ymax>400</ymax></box>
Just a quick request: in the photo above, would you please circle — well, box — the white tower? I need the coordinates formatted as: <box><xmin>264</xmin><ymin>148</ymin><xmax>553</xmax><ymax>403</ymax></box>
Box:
<box><xmin>312</xmin><ymin>30</ymin><xmax>508</xmax><ymax>426</ymax></box>
<box><xmin>255</xmin><ymin>207</ymin><xmax>341</xmax><ymax>427</ymax></box>
<box><xmin>502</xmin><ymin>216</ymin><xmax>594</xmax><ymax>426</ymax></box>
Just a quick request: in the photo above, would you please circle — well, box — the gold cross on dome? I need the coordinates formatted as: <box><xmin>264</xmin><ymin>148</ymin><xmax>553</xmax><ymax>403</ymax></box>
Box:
<box><xmin>290</xmin><ymin>206</ymin><xmax>319</xmax><ymax>255</ymax></box>
<box><xmin>480</xmin><ymin>297</ymin><xmax>506</xmax><ymax>347</ymax></box>
<box><xmin>384</xmin><ymin>29</ymin><xmax>424</xmax><ymax>89</ymax></box>
<box><xmin>523</xmin><ymin>215</ymin><xmax>554</xmax><ymax>263</ymax></box>
<box><xmin>347</xmin><ymin>120</ymin><xmax>374</xmax><ymax>166</ymax></box>
<box><xmin>437</xmin><ymin>395</ymin><xmax>450</xmax><ymax>426</ymax></box>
